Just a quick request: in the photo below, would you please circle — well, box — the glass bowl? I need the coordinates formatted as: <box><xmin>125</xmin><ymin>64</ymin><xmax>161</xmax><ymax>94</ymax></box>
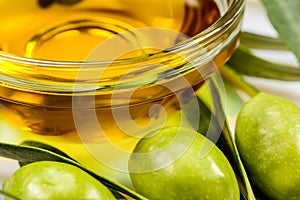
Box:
<box><xmin>0</xmin><ymin>0</ymin><xmax>245</xmax><ymax>182</ymax></box>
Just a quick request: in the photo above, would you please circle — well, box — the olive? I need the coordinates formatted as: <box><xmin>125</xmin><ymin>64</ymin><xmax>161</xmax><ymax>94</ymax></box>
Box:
<box><xmin>235</xmin><ymin>92</ymin><xmax>300</xmax><ymax>200</ymax></box>
<box><xmin>129</xmin><ymin>127</ymin><xmax>240</xmax><ymax>200</ymax></box>
<box><xmin>2</xmin><ymin>161</ymin><xmax>115</xmax><ymax>200</ymax></box>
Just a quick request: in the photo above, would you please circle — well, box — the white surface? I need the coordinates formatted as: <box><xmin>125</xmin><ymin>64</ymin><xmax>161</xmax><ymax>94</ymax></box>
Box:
<box><xmin>0</xmin><ymin>0</ymin><xmax>300</xmax><ymax>194</ymax></box>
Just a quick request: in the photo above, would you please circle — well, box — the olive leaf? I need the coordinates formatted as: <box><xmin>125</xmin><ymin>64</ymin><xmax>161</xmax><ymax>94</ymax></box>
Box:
<box><xmin>259</xmin><ymin>0</ymin><xmax>300</xmax><ymax>63</ymax></box>
<box><xmin>240</xmin><ymin>32</ymin><xmax>288</xmax><ymax>51</ymax></box>
<box><xmin>18</xmin><ymin>140</ymin><xmax>76</xmax><ymax>167</ymax></box>
<box><xmin>228</xmin><ymin>45</ymin><xmax>300</xmax><ymax>81</ymax></box>
<box><xmin>0</xmin><ymin>142</ymin><xmax>147</xmax><ymax>200</ymax></box>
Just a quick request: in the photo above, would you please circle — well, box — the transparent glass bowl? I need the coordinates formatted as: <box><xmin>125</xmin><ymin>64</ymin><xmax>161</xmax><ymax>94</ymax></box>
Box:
<box><xmin>0</xmin><ymin>0</ymin><xmax>245</xmax><ymax>139</ymax></box>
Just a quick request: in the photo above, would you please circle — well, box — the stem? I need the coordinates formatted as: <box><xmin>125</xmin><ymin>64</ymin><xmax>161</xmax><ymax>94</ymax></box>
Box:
<box><xmin>227</xmin><ymin>45</ymin><xmax>300</xmax><ymax>81</ymax></box>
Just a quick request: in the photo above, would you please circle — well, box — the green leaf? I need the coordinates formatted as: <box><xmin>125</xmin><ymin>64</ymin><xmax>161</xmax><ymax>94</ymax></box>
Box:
<box><xmin>260</xmin><ymin>0</ymin><xmax>300</xmax><ymax>63</ymax></box>
<box><xmin>0</xmin><ymin>142</ymin><xmax>147</xmax><ymax>200</ymax></box>
<box><xmin>228</xmin><ymin>45</ymin><xmax>300</xmax><ymax>80</ymax></box>
<box><xmin>240</xmin><ymin>32</ymin><xmax>288</xmax><ymax>51</ymax></box>
<box><xmin>18</xmin><ymin>140</ymin><xmax>76</xmax><ymax>167</ymax></box>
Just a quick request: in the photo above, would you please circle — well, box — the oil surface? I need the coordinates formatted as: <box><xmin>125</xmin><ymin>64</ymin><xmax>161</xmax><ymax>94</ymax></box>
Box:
<box><xmin>0</xmin><ymin>0</ymin><xmax>220</xmax><ymax>61</ymax></box>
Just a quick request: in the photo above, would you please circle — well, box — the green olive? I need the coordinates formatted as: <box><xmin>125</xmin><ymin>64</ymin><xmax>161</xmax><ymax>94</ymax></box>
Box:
<box><xmin>235</xmin><ymin>92</ymin><xmax>300</xmax><ymax>200</ymax></box>
<box><xmin>129</xmin><ymin>127</ymin><xmax>240</xmax><ymax>200</ymax></box>
<box><xmin>2</xmin><ymin>161</ymin><xmax>115</xmax><ymax>200</ymax></box>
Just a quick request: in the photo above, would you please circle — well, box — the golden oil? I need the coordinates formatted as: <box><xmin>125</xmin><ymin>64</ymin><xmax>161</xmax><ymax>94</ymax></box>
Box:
<box><xmin>0</xmin><ymin>0</ymin><xmax>222</xmax><ymax>135</ymax></box>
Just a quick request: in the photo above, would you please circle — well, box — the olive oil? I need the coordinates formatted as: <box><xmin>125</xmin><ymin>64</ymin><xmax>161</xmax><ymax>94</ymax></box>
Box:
<box><xmin>0</xmin><ymin>0</ymin><xmax>221</xmax><ymax>135</ymax></box>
